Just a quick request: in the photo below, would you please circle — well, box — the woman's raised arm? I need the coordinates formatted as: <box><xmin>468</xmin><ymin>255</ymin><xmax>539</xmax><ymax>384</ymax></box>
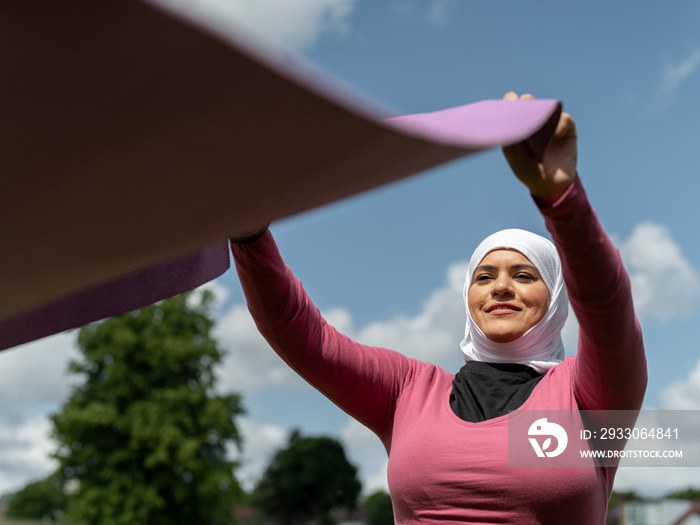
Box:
<box><xmin>502</xmin><ymin>93</ymin><xmax>646</xmax><ymax>411</ymax></box>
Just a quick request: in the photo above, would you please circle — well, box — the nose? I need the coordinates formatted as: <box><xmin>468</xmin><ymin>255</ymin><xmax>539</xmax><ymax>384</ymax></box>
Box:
<box><xmin>492</xmin><ymin>274</ymin><xmax>515</xmax><ymax>297</ymax></box>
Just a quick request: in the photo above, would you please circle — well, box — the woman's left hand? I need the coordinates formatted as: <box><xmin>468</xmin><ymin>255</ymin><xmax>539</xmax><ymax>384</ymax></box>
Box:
<box><xmin>501</xmin><ymin>92</ymin><xmax>578</xmax><ymax>206</ymax></box>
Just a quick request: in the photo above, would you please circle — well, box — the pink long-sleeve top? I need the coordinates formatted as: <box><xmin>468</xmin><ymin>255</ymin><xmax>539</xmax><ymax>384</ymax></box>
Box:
<box><xmin>231</xmin><ymin>176</ymin><xmax>647</xmax><ymax>524</ymax></box>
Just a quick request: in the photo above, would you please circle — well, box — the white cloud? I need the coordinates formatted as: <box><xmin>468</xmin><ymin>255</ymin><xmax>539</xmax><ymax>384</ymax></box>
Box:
<box><xmin>213</xmin><ymin>260</ymin><xmax>470</xmax><ymax>397</ymax></box>
<box><xmin>341</xmin><ymin>418</ymin><xmax>388</xmax><ymax>495</ymax></box>
<box><xmin>322</xmin><ymin>307</ymin><xmax>356</xmax><ymax>336</ymax></box>
<box><xmin>353</xmin><ymin>261</ymin><xmax>468</xmax><ymax>371</ymax></box>
<box><xmin>560</xmin><ymin>304</ymin><xmax>579</xmax><ymax>355</ymax></box>
<box><xmin>562</xmin><ymin>222</ymin><xmax>696</xmax><ymax>355</ymax></box>
<box><xmin>564</xmin><ymin>221</ymin><xmax>696</xmax><ymax>355</ymax></box>
<box><xmin>0</xmin><ymin>333</ymin><xmax>82</xmax><ymax>494</ymax></box>
<box><xmin>610</xmin><ymin>361</ymin><xmax>700</xmax><ymax>496</ymax></box>
<box><xmin>230</xmin><ymin>416</ymin><xmax>390</xmax><ymax>495</ymax></box>
<box><xmin>229</xmin><ymin>418</ymin><xmax>288</xmax><ymax>492</ymax></box>
<box><xmin>152</xmin><ymin>0</ymin><xmax>358</xmax><ymax>51</ymax></box>
<box><xmin>0</xmin><ymin>332</ymin><xmax>80</xmax><ymax>425</ymax></box>
<box><xmin>427</xmin><ymin>0</ymin><xmax>459</xmax><ymax>27</ymax></box>
<box><xmin>618</xmin><ymin>222</ymin><xmax>700</xmax><ymax>321</ymax></box>
<box><xmin>652</xmin><ymin>49</ymin><xmax>700</xmax><ymax>111</ymax></box>
<box><xmin>0</xmin><ymin>416</ymin><xmax>57</xmax><ymax>494</ymax></box>
<box><xmin>660</xmin><ymin>50</ymin><xmax>700</xmax><ymax>97</ymax></box>
<box><xmin>660</xmin><ymin>359</ymin><xmax>700</xmax><ymax>410</ymax></box>
<box><xmin>214</xmin><ymin>303</ymin><xmax>307</xmax><ymax>395</ymax></box>
<box><xmin>187</xmin><ymin>280</ymin><xmax>231</xmax><ymax>312</ymax></box>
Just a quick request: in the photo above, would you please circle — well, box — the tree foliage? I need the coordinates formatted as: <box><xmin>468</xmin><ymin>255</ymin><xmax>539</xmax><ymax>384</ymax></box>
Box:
<box><xmin>253</xmin><ymin>430</ymin><xmax>362</xmax><ymax>525</ymax></box>
<box><xmin>6</xmin><ymin>477</ymin><xmax>67</xmax><ymax>522</ymax></box>
<box><xmin>610</xmin><ymin>490</ymin><xmax>644</xmax><ymax>503</ymax></box>
<box><xmin>51</xmin><ymin>291</ymin><xmax>244</xmax><ymax>525</ymax></box>
<box><xmin>608</xmin><ymin>490</ymin><xmax>645</xmax><ymax>511</ymax></box>
<box><xmin>363</xmin><ymin>490</ymin><xmax>394</xmax><ymax>525</ymax></box>
<box><xmin>665</xmin><ymin>486</ymin><xmax>700</xmax><ymax>500</ymax></box>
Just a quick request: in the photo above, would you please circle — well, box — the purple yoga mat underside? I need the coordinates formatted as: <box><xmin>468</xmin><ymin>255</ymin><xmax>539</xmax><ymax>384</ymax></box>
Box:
<box><xmin>0</xmin><ymin>243</ymin><xmax>230</xmax><ymax>352</ymax></box>
<box><xmin>385</xmin><ymin>99</ymin><xmax>560</xmax><ymax>162</ymax></box>
<box><xmin>0</xmin><ymin>0</ymin><xmax>561</xmax><ymax>352</ymax></box>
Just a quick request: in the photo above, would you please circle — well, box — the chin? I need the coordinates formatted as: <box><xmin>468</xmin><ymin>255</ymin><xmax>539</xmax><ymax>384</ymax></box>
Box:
<box><xmin>485</xmin><ymin>332</ymin><xmax>523</xmax><ymax>344</ymax></box>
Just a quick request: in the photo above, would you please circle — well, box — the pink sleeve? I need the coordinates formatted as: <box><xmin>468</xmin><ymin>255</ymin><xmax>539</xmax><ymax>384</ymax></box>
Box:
<box><xmin>538</xmin><ymin>176</ymin><xmax>647</xmax><ymax>410</ymax></box>
<box><xmin>230</xmin><ymin>232</ymin><xmax>422</xmax><ymax>436</ymax></box>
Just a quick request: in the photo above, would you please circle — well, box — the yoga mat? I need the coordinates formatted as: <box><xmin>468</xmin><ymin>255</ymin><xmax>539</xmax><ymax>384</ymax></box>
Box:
<box><xmin>0</xmin><ymin>0</ymin><xmax>561</xmax><ymax>351</ymax></box>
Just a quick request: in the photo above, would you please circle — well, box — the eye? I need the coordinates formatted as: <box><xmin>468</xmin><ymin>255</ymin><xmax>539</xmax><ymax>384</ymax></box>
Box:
<box><xmin>514</xmin><ymin>272</ymin><xmax>536</xmax><ymax>281</ymax></box>
<box><xmin>474</xmin><ymin>274</ymin><xmax>493</xmax><ymax>283</ymax></box>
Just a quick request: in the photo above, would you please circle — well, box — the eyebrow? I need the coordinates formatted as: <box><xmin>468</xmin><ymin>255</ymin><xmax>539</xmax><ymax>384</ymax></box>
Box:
<box><xmin>474</xmin><ymin>264</ymin><xmax>539</xmax><ymax>273</ymax></box>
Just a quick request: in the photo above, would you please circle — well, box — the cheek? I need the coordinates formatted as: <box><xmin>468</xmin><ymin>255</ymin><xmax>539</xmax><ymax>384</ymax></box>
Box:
<box><xmin>529</xmin><ymin>289</ymin><xmax>550</xmax><ymax>321</ymax></box>
<box><xmin>466</xmin><ymin>287</ymin><xmax>481</xmax><ymax>318</ymax></box>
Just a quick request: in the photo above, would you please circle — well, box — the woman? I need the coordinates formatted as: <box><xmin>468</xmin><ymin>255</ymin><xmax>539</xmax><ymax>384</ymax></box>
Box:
<box><xmin>229</xmin><ymin>93</ymin><xmax>647</xmax><ymax>524</ymax></box>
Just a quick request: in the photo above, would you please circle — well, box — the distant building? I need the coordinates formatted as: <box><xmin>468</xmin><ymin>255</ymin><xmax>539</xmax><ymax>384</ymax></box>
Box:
<box><xmin>620</xmin><ymin>499</ymin><xmax>700</xmax><ymax>525</ymax></box>
<box><xmin>0</xmin><ymin>493</ymin><xmax>12</xmax><ymax>520</ymax></box>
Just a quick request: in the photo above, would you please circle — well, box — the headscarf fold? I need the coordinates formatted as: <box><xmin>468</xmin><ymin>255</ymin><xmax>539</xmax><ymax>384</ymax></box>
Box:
<box><xmin>459</xmin><ymin>229</ymin><xmax>568</xmax><ymax>373</ymax></box>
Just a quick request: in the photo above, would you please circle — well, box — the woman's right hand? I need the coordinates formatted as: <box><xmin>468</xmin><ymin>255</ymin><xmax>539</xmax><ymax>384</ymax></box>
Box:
<box><xmin>229</xmin><ymin>224</ymin><xmax>269</xmax><ymax>243</ymax></box>
<box><xmin>501</xmin><ymin>92</ymin><xmax>578</xmax><ymax>206</ymax></box>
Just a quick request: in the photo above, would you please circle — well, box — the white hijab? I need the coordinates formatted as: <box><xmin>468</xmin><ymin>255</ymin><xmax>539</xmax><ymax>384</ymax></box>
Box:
<box><xmin>459</xmin><ymin>229</ymin><xmax>568</xmax><ymax>373</ymax></box>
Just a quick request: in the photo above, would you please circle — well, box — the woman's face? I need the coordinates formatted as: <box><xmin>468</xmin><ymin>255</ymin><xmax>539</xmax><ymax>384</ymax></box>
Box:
<box><xmin>467</xmin><ymin>249</ymin><xmax>550</xmax><ymax>343</ymax></box>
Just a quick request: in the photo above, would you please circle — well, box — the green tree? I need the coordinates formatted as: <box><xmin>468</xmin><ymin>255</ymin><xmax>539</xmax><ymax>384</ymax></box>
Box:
<box><xmin>363</xmin><ymin>490</ymin><xmax>393</xmax><ymax>525</ymax></box>
<box><xmin>253</xmin><ymin>430</ymin><xmax>362</xmax><ymax>525</ymax></box>
<box><xmin>6</xmin><ymin>477</ymin><xmax>67</xmax><ymax>522</ymax></box>
<box><xmin>51</xmin><ymin>291</ymin><xmax>244</xmax><ymax>525</ymax></box>
<box><xmin>608</xmin><ymin>490</ymin><xmax>644</xmax><ymax>507</ymax></box>
<box><xmin>665</xmin><ymin>486</ymin><xmax>700</xmax><ymax>500</ymax></box>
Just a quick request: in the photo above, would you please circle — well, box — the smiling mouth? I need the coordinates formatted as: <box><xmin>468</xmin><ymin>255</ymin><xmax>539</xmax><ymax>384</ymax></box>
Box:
<box><xmin>486</xmin><ymin>304</ymin><xmax>522</xmax><ymax>313</ymax></box>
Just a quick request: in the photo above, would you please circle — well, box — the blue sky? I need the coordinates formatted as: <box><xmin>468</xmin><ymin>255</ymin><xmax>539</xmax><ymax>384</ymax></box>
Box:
<box><xmin>1</xmin><ymin>0</ymin><xmax>700</xmax><ymax>499</ymax></box>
